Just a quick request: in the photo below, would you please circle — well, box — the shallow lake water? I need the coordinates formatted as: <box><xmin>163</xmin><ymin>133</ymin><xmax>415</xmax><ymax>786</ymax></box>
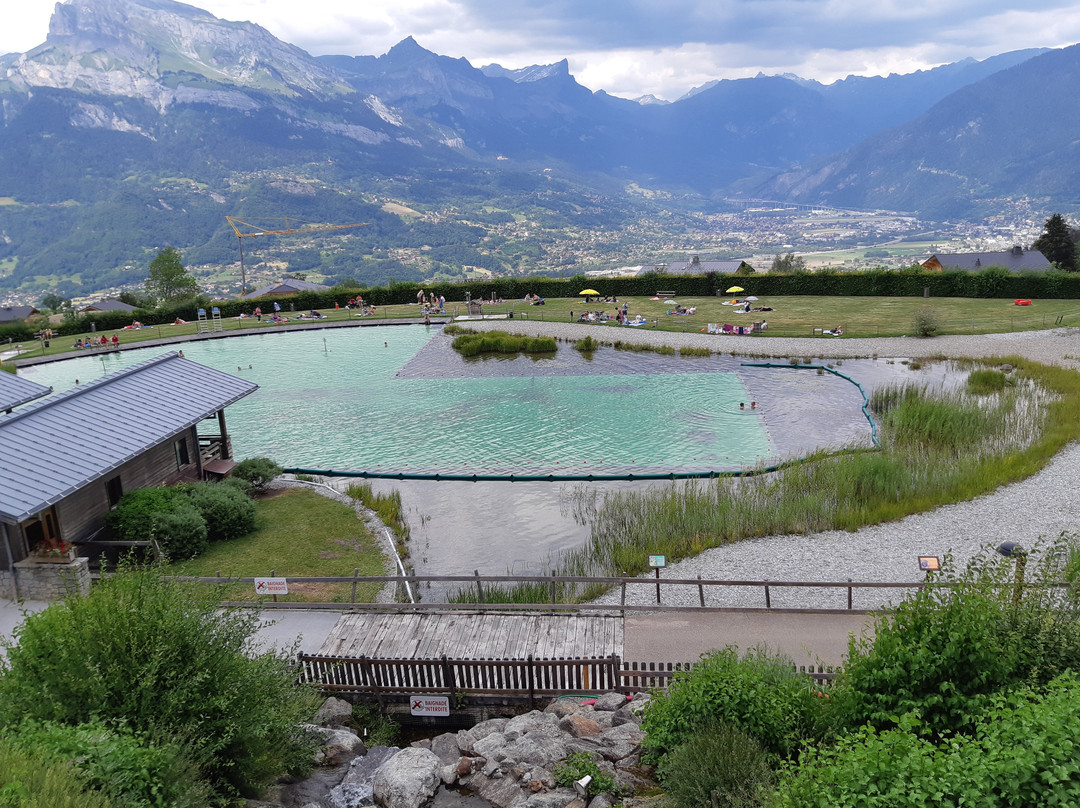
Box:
<box><xmin>21</xmin><ymin>325</ymin><xmax>951</xmax><ymax>591</ymax></box>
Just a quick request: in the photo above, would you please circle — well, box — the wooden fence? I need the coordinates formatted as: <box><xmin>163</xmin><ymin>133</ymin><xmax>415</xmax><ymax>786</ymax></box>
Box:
<box><xmin>297</xmin><ymin>653</ymin><xmax>836</xmax><ymax>702</ymax></box>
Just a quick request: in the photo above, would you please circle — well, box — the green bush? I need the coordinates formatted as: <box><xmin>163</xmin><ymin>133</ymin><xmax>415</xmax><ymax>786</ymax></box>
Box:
<box><xmin>552</xmin><ymin>752</ymin><xmax>616</xmax><ymax>797</ymax></box>
<box><xmin>641</xmin><ymin>647</ymin><xmax>828</xmax><ymax>763</ymax></box>
<box><xmin>0</xmin><ymin>567</ymin><xmax>320</xmax><ymax>803</ymax></box>
<box><xmin>775</xmin><ymin>674</ymin><xmax>1080</xmax><ymax>808</ymax></box>
<box><xmin>182</xmin><ymin>482</ymin><xmax>256</xmax><ymax>542</ymax></box>
<box><xmin>0</xmin><ymin>738</ymin><xmax>110</xmax><ymax>808</ymax></box>
<box><xmin>911</xmin><ymin>306</ymin><xmax>940</xmax><ymax>336</ymax></box>
<box><xmin>219</xmin><ymin>476</ymin><xmax>253</xmax><ymax>498</ymax></box>
<box><xmin>574</xmin><ymin>335</ymin><xmax>599</xmax><ymax>352</ymax></box>
<box><xmin>9</xmin><ymin>720</ymin><xmax>211</xmax><ymax>808</ymax></box>
<box><xmin>451</xmin><ymin>331</ymin><xmax>557</xmax><ymax>356</ymax></box>
<box><xmin>232</xmin><ymin>458</ymin><xmax>282</xmax><ymax>492</ymax></box>
<box><xmin>106</xmin><ymin>487</ymin><xmax>184</xmax><ymax>543</ymax></box>
<box><xmin>659</xmin><ymin>722</ymin><xmax>774</xmax><ymax>808</ymax></box>
<box><xmin>151</xmin><ymin>503</ymin><xmax>208</xmax><ymax>561</ymax></box>
<box><xmin>842</xmin><ymin>539</ymin><xmax>1080</xmax><ymax>739</ymax></box>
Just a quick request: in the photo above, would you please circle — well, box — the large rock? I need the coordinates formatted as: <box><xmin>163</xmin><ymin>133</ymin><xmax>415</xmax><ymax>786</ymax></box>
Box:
<box><xmin>315</xmin><ymin>697</ymin><xmax>355</xmax><ymax>727</ymax></box>
<box><xmin>597</xmin><ymin>723</ymin><xmax>645</xmax><ymax>762</ymax></box>
<box><xmin>329</xmin><ymin>746</ymin><xmax>399</xmax><ymax>808</ymax></box>
<box><xmin>543</xmin><ymin>699</ymin><xmax>593</xmax><ymax>718</ymax></box>
<box><xmin>520</xmin><ymin>793</ymin><xmax>581</xmax><ymax>808</ymax></box>
<box><xmin>372</xmin><ymin>747</ymin><xmax>441</xmax><ymax>808</ymax></box>
<box><xmin>610</xmin><ymin>706</ymin><xmax>641</xmax><ymax>728</ymax></box>
<box><xmin>592</xmin><ymin>693</ymin><xmax>627</xmax><ymax>712</ymax></box>
<box><xmin>558</xmin><ymin>715</ymin><xmax>602</xmax><ymax>738</ymax></box>
<box><xmin>278</xmin><ymin>759</ymin><xmax>352</xmax><ymax>807</ymax></box>
<box><xmin>504</xmin><ymin>711</ymin><xmax>560</xmax><ymax>740</ymax></box>
<box><xmin>500</xmin><ymin>731</ymin><xmax>571</xmax><ymax>768</ymax></box>
<box><xmin>304</xmin><ymin>726</ymin><xmax>367</xmax><ymax>766</ymax></box>
<box><xmin>429</xmin><ymin>732</ymin><xmax>465</xmax><ymax>766</ymax></box>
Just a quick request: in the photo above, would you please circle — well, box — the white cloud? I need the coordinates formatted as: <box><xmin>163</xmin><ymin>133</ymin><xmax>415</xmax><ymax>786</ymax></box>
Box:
<box><xmin>2</xmin><ymin>0</ymin><xmax>1078</xmax><ymax>99</ymax></box>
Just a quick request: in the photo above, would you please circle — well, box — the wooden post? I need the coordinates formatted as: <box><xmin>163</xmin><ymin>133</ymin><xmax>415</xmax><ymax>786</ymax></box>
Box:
<box><xmin>697</xmin><ymin>575</ymin><xmax>705</xmax><ymax>607</ymax></box>
<box><xmin>270</xmin><ymin>569</ymin><xmax>277</xmax><ymax>602</ymax></box>
<box><xmin>620</xmin><ymin>580</ymin><xmax>627</xmax><ymax>606</ymax></box>
<box><xmin>351</xmin><ymin>567</ymin><xmax>359</xmax><ymax>603</ymax></box>
<box><xmin>655</xmin><ymin>567</ymin><xmax>661</xmax><ymax>605</ymax></box>
<box><xmin>764</xmin><ymin>584</ymin><xmax>771</xmax><ymax>609</ymax></box>
<box><xmin>550</xmin><ymin>570</ymin><xmax>557</xmax><ymax>605</ymax></box>
<box><xmin>442</xmin><ymin>655</ymin><xmax>457</xmax><ymax>707</ymax></box>
<box><xmin>527</xmin><ymin>655</ymin><xmax>536</xmax><ymax>708</ymax></box>
<box><xmin>847</xmin><ymin>578</ymin><xmax>853</xmax><ymax>610</ymax></box>
<box><xmin>474</xmin><ymin>569</ymin><xmax>484</xmax><ymax>604</ymax></box>
<box><xmin>216</xmin><ymin>409</ymin><xmax>230</xmax><ymax>459</ymax></box>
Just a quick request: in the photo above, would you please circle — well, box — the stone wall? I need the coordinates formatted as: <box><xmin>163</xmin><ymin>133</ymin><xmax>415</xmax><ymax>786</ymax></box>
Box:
<box><xmin>6</xmin><ymin>557</ymin><xmax>91</xmax><ymax>601</ymax></box>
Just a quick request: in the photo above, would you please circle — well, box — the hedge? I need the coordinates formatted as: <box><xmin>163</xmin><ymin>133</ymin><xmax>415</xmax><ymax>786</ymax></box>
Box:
<box><xmin>55</xmin><ymin>267</ymin><xmax>1080</xmax><ymax>335</ymax></box>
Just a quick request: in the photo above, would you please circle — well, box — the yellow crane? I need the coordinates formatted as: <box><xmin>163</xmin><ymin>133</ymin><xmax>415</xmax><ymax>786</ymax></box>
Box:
<box><xmin>225</xmin><ymin>216</ymin><xmax>370</xmax><ymax>296</ymax></box>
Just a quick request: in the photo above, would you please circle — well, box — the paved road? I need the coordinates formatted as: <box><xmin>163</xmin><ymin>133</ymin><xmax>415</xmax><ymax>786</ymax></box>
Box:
<box><xmin>624</xmin><ymin>610</ymin><xmax>875</xmax><ymax>669</ymax></box>
<box><xmin>4</xmin><ymin>598</ymin><xmax>873</xmax><ymax>671</ymax></box>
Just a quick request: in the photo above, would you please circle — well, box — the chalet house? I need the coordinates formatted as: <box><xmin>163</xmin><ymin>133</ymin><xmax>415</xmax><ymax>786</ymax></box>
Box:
<box><xmin>0</xmin><ymin>305</ymin><xmax>40</xmax><ymax>324</ymax></box>
<box><xmin>660</xmin><ymin>255</ymin><xmax>755</xmax><ymax>275</ymax></box>
<box><xmin>922</xmin><ymin>246</ymin><xmax>1052</xmax><ymax>273</ymax></box>
<box><xmin>80</xmin><ymin>298</ymin><xmax>138</xmax><ymax>314</ymax></box>
<box><xmin>0</xmin><ymin>352</ymin><xmax>256</xmax><ymax>590</ymax></box>
<box><xmin>241</xmin><ymin>279</ymin><xmax>330</xmax><ymax>300</ymax></box>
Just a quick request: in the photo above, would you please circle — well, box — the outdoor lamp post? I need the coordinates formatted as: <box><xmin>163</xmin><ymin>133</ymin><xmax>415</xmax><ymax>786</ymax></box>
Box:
<box><xmin>998</xmin><ymin>541</ymin><xmax>1027</xmax><ymax>604</ymax></box>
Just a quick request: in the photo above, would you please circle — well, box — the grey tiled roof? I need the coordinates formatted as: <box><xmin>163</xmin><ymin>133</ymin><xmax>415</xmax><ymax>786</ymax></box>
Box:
<box><xmin>0</xmin><ymin>352</ymin><xmax>257</xmax><ymax>524</ymax></box>
<box><xmin>0</xmin><ymin>371</ymin><xmax>51</xmax><ymax>412</ymax></box>
<box><xmin>241</xmin><ymin>279</ymin><xmax>331</xmax><ymax>299</ymax></box>
<box><xmin>81</xmin><ymin>299</ymin><xmax>138</xmax><ymax>313</ymax></box>
<box><xmin>925</xmin><ymin>249</ymin><xmax>1051</xmax><ymax>273</ymax></box>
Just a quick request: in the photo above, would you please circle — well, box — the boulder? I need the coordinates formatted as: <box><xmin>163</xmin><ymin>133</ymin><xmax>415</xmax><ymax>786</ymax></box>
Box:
<box><xmin>543</xmin><ymin>699</ymin><xmax>593</xmax><ymax>718</ymax></box>
<box><xmin>589</xmin><ymin>795</ymin><xmax>619</xmax><ymax>808</ymax></box>
<box><xmin>466</xmin><ymin>771</ymin><xmax>532</xmax><ymax>808</ymax></box>
<box><xmin>372</xmin><ymin>747</ymin><xmax>441</xmax><ymax>808</ymax></box>
<box><xmin>518</xmin><ymin>788</ymin><xmax>580</xmax><ymax>808</ymax></box>
<box><xmin>500</xmin><ymin>730</ymin><xmax>571</xmax><ymax>768</ymax></box>
<box><xmin>609</xmin><ymin>706</ymin><xmax>641</xmax><ymax>728</ymax></box>
<box><xmin>504</xmin><ymin>711</ymin><xmax>560</xmax><ymax>740</ymax></box>
<box><xmin>472</xmin><ymin>732</ymin><xmax>509</xmax><ymax>762</ymax></box>
<box><xmin>592</xmin><ymin>693</ymin><xmax>627</xmax><ymax>712</ymax></box>
<box><xmin>329</xmin><ymin>746</ymin><xmax>399</xmax><ymax>808</ymax></box>
<box><xmin>597</xmin><ymin>724</ymin><xmax>645</xmax><ymax>762</ymax></box>
<box><xmin>305</xmin><ymin>726</ymin><xmax>367</xmax><ymax>766</ymax></box>
<box><xmin>315</xmin><ymin>697</ymin><xmax>355</xmax><ymax>727</ymax></box>
<box><xmin>557</xmin><ymin>715</ymin><xmax>602</xmax><ymax>739</ymax></box>
<box><xmin>429</xmin><ymin>732</ymin><xmax>464</xmax><ymax>766</ymax></box>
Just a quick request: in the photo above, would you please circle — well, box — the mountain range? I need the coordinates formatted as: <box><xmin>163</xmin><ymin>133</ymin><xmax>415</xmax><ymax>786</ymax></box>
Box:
<box><xmin>0</xmin><ymin>0</ymin><xmax>1076</xmax><ymax>299</ymax></box>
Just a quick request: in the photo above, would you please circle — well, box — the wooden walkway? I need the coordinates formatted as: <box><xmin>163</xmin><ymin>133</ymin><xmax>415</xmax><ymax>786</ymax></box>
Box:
<box><xmin>317</xmin><ymin>611</ymin><xmax>624</xmax><ymax>660</ymax></box>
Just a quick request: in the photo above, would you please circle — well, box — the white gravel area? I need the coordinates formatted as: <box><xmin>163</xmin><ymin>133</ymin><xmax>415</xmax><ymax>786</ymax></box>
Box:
<box><xmin>464</xmin><ymin>321</ymin><xmax>1080</xmax><ymax>609</ymax></box>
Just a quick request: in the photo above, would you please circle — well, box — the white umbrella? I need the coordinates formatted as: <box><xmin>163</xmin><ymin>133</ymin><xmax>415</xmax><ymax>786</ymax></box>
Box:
<box><xmin>745</xmin><ymin>295</ymin><xmax>759</xmax><ymax>301</ymax></box>
<box><xmin>664</xmin><ymin>299</ymin><xmax>677</xmax><ymax>304</ymax></box>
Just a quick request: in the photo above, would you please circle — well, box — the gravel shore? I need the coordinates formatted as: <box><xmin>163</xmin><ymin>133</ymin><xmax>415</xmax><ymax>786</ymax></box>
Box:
<box><xmin>467</xmin><ymin>320</ymin><xmax>1080</xmax><ymax>609</ymax></box>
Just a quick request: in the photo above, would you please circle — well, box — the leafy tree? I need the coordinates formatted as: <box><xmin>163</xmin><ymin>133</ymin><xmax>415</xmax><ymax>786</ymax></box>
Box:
<box><xmin>145</xmin><ymin>247</ymin><xmax>200</xmax><ymax>301</ymax></box>
<box><xmin>771</xmin><ymin>252</ymin><xmax>807</xmax><ymax>273</ymax></box>
<box><xmin>39</xmin><ymin>293</ymin><xmax>71</xmax><ymax>312</ymax></box>
<box><xmin>1033</xmin><ymin>213</ymin><xmax>1077</xmax><ymax>270</ymax></box>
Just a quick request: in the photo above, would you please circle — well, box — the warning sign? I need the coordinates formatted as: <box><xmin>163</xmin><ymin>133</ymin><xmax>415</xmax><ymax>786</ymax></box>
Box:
<box><xmin>410</xmin><ymin>695</ymin><xmax>451</xmax><ymax>717</ymax></box>
<box><xmin>254</xmin><ymin>577</ymin><xmax>289</xmax><ymax>595</ymax></box>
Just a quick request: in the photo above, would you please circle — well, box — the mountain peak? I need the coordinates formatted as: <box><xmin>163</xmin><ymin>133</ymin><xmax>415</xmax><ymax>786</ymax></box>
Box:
<box><xmin>480</xmin><ymin>58</ymin><xmax>570</xmax><ymax>83</ymax></box>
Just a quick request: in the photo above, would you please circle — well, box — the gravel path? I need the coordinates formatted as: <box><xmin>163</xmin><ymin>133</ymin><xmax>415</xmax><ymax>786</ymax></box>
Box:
<box><xmin>466</xmin><ymin>321</ymin><xmax>1080</xmax><ymax>609</ymax></box>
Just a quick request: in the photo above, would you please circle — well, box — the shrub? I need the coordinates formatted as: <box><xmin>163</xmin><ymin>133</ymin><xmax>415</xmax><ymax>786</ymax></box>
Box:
<box><xmin>151</xmin><ymin>502</ymin><xmax>208</xmax><ymax>561</ymax></box>
<box><xmin>182</xmin><ymin>482</ymin><xmax>256</xmax><ymax>542</ymax></box>
<box><xmin>641</xmin><ymin>647</ymin><xmax>828</xmax><ymax>763</ymax></box>
<box><xmin>220</xmin><ymin>476</ymin><xmax>253</xmax><ymax>498</ymax></box>
<box><xmin>911</xmin><ymin>306</ymin><xmax>940</xmax><ymax>336</ymax></box>
<box><xmin>553</xmin><ymin>752</ymin><xmax>617</xmax><ymax>797</ymax></box>
<box><xmin>776</xmin><ymin>674</ymin><xmax>1080</xmax><ymax>808</ymax></box>
<box><xmin>574</xmin><ymin>335</ymin><xmax>599</xmax><ymax>352</ymax></box>
<box><xmin>659</xmin><ymin>722</ymin><xmax>774</xmax><ymax>808</ymax></box>
<box><xmin>232</xmin><ymin>457</ymin><xmax>282</xmax><ymax>492</ymax></box>
<box><xmin>106</xmin><ymin>487</ymin><xmax>184</xmax><ymax>543</ymax></box>
<box><xmin>0</xmin><ymin>567</ymin><xmax>320</xmax><ymax>802</ymax></box>
<box><xmin>9</xmin><ymin>719</ymin><xmax>212</xmax><ymax>808</ymax></box>
<box><xmin>842</xmin><ymin>538</ymin><xmax>1080</xmax><ymax>739</ymax></box>
<box><xmin>0</xmin><ymin>737</ymin><xmax>110</xmax><ymax>808</ymax></box>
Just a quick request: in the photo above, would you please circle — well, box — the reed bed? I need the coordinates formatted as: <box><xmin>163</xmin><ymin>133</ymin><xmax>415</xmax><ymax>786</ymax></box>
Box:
<box><xmin>450</xmin><ymin>357</ymin><xmax>1080</xmax><ymax>604</ymax></box>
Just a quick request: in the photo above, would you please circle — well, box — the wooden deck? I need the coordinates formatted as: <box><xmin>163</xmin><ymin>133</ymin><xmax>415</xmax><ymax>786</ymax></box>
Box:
<box><xmin>317</xmin><ymin>611</ymin><xmax>624</xmax><ymax>660</ymax></box>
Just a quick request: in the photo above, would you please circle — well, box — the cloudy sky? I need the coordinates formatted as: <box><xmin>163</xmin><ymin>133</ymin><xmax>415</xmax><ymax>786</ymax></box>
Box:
<box><xmin>4</xmin><ymin>0</ymin><xmax>1080</xmax><ymax>100</ymax></box>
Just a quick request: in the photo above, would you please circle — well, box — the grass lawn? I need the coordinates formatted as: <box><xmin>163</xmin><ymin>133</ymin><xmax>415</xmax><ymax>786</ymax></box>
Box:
<box><xmin>12</xmin><ymin>294</ymin><xmax>1080</xmax><ymax>363</ymax></box>
<box><xmin>169</xmin><ymin>488</ymin><xmax>388</xmax><ymax>603</ymax></box>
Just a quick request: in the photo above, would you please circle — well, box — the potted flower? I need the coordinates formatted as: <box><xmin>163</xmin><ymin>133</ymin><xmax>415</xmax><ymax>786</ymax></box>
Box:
<box><xmin>32</xmin><ymin>538</ymin><xmax>77</xmax><ymax>563</ymax></box>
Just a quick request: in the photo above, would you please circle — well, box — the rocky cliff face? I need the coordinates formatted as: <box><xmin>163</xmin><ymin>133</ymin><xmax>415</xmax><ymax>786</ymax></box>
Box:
<box><xmin>4</xmin><ymin>0</ymin><xmax>352</xmax><ymax>109</ymax></box>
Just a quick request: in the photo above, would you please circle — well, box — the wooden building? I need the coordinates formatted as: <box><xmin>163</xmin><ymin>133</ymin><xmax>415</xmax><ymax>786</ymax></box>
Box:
<box><xmin>0</xmin><ymin>352</ymin><xmax>257</xmax><ymax>577</ymax></box>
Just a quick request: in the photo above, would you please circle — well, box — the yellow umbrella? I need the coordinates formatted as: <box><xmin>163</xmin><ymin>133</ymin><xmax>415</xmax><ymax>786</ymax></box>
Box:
<box><xmin>726</xmin><ymin>286</ymin><xmax>745</xmax><ymax>293</ymax></box>
<box><xmin>579</xmin><ymin>289</ymin><xmax>600</xmax><ymax>295</ymax></box>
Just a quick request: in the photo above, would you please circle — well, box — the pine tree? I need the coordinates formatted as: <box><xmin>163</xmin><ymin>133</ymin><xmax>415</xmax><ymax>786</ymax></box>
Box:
<box><xmin>1033</xmin><ymin>214</ymin><xmax>1077</xmax><ymax>270</ymax></box>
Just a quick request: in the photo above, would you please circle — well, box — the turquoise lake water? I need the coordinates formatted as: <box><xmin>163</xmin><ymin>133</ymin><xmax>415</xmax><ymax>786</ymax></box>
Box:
<box><xmin>21</xmin><ymin>325</ymin><xmax>776</xmax><ymax>474</ymax></box>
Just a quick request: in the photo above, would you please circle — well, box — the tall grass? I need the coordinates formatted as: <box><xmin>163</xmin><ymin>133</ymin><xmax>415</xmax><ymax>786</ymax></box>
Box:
<box><xmin>348</xmin><ymin>482</ymin><xmax>411</xmax><ymax>557</ymax></box>
<box><xmin>456</xmin><ymin>357</ymin><xmax>1078</xmax><ymax>603</ymax></box>
<box><xmin>451</xmin><ymin>331</ymin><xmax>557</xmax><ymax>356</ymax></box>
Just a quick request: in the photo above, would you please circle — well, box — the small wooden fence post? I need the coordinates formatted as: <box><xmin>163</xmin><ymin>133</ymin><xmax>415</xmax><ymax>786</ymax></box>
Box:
<box><xmin>350</xmin><ymin>567</ymin><xmax>359</xmax><ymax>603</ymax></box>
<box><xmin>474</xmin><ymin>570</ymin><xmax>484</xmax><ymax>604</ymax></box>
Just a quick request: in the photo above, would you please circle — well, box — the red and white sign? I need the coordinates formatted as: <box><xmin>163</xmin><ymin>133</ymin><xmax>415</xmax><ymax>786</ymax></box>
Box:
<box><xmin>410</xmin><ymin>695</ymin><xmax>451</xmax><ymax>717</ymax></box>
<box><xmin>254</xmin><ymin>577</ymin><xmax>289</xmax><ymax>595</ymax></box>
